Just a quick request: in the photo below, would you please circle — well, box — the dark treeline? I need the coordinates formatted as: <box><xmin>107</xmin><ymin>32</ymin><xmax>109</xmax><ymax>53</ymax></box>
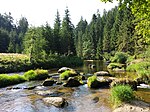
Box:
<box><xmin>0</xmin><ymin>6</ymin><xmax>149</xmax><ymax>63</ymax></box>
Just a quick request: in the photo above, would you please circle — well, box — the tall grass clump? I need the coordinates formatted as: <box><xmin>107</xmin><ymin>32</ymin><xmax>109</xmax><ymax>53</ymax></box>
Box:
<box><xmin>111</xmin><ymin>85</ymin><xmax>134</xmax><ymax>107</ymax></box>
<box><xmin>24</xmin><ymin>69</ymin><xmax>49</xmax><ymax>81</ymax></box>
<box><xmin>0</xmin><ymin>74</ymin><xmax>26</xmax><ymax>88</ymax></box>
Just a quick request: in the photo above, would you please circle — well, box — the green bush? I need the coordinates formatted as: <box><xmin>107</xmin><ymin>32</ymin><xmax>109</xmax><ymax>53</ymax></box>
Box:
<box><xmin>87</xmin><ymin>75</ymin><xmax>100</xmax><ymax>88</ymax></box>
<box><xmin>24</xmin><ymin>69</ymin><xmax>49</xmax><ymax>81</ymax></box>
<box><xmin>111</xmin><ymin>52</ymin><xmax>128</xmax><ymax>64</ymax></box>
<box><xmin>0</xmin><ymin>74</ymin><xmax>26</xmax><ymax>88</ymax></box>
<box><xmin>111</xmin><ymin>85</ymin><xmax>134</xmax><ymax>107</ymax></box>
<box><xmin>59</xmin><ymin>70</ymin><xmax>78</xmax><ymax>80</ymax></box>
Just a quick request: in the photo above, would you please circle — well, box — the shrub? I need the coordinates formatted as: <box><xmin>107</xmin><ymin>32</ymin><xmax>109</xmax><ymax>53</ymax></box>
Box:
<box><xmin>0</xmin><ymin>74</ymin><xmax>26</xmax><ymax>88</ymax></box>
<box><xmin>111</xmin><ymin>52</ymin><xmax>128</xmax><ymax>64</ymax></box>
<box><xmin>111</xmin><ymin>85</ymin><xmax>134</xmax><ymax>107</ymax></box>
<box><xmin>24</xmin><ymin>69</ymin><xmax>49</xmax><ymax>81</ymax></box>
<box><xmin>87</xmin><ymin>75</ymin><xmax>100</xmax><ymax>88</ymax></box>
<box><xmin>59</xmin><ymin>70</ymin><xmax>78</xmax><ymax>80</ymax></box>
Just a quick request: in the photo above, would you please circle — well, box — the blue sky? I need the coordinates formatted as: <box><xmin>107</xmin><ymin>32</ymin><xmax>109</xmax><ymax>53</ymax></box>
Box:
<box><xmin>0</xmin><ymin>0</ymin><xmax>118</xmax><ymax>27</ymax></box>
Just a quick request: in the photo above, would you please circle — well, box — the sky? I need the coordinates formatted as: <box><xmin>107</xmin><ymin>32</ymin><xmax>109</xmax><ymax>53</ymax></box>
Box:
<box><xmin>0</xmin><ymin>0</ymin><xmax>118</xmax><ymax>27</ymax></box>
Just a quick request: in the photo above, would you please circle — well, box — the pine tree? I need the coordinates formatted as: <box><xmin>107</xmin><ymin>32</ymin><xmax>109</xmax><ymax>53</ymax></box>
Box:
<box><xmin>117</xmin><ymin>7</ymin><xmax>135</xmax><ymax>53</ymax></box>
<box><xmin>60</xmin><ymin>7</ymin><xmax>75</xmax><ymax>55</ymax></box>
<box><xmin>53</xmin><ymin>10</ymin><xmax>61</xmax><ymax>53</ymax></box>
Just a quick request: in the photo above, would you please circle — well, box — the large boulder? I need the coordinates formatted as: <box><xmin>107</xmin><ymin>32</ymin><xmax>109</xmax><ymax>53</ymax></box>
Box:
<box><xmin>94</xmin><ymin>71</ymin><xmax>110</xmax><ymax>76</ymax></box>
<box><xmin>87</xmin><ymin>75</ymin><xmax>100</xmax><ymax>88</ymax></box>
<box><xmin>58</xmin><ymin>67</ymin><xmax>72</xmax><ymax>73</ymax></box>
<box><xmin>43</xmin><ymin>97</ymin><xmax>67</xmax><ymax>107</ymax></box>
<box><xmin>97</xmin><ymin>76</ymin><xmax>113</xmax><ymax>87</ymax></box>
<box><xmin>42</xmin><ymin>78</ymin><xmax>56</xmax><ymax>86</ymax></box>
<box><xmin>63</xmin><ymin>77</ymin><xmax>83</xmax><ymax>87</ymax></box>
<box><xmin>110</xmin><ymin>78</ymin><xmax>137</xmax><ymax>90</ymax></box>
<box><xmin>87</xmin><ymin>76</ymin><xmax>114</xmax><ymax>88</ymax></box>
<box><xmin>59</xmin><ymin>70</ymin><xmax>79</xmax><ymax>80</ymax></box>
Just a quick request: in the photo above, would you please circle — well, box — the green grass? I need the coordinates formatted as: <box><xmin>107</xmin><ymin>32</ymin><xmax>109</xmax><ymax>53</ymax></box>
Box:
<box><xmin>0</xmin><ymin>74</ymin><xmax>26</xmax><ymax>88</ymax></box>
<box><xmin>111</xmin><ymin>85</ymin><xmax>134</xmax><ymax>107</ymax></box>
<box><xmin>24</xmin><ymin>69</ymin><xmax>49</xmax><ymax>81</ymax></box>
<box><xmin>0</xmin><ymin>53</ymin><xmax>83</xmax><ymax>73</ymax></box>
<box><xmin>0</xmin><ymin>53</ymin><xmax>31</xmax><ymax>73</ymax></box>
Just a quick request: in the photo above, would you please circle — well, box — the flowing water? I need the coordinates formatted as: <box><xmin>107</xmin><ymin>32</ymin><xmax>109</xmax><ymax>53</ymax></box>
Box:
<box><xmin>0</xmin><ymin>60</ymin><xmax>149</xmax><ymax>112</ymax></box>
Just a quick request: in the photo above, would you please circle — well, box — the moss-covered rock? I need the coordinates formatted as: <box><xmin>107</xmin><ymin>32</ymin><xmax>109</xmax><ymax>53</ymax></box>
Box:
<box><xmin>58</xmin><ymin>67</ymin><xmax>72</xmax><ymax>73</ymax></box>
<box><xmin>87</xmin><ymin>75</ymin><xmax>100</xmax><ymax>88</ymax></box>
<box><xmin>24</xmin><ymin>69</ymin><xmax>49</xmax><ymax>81</ymax></box>
<box><xmin>110</xmin><ymin>78</ymin><xmax>137</xmax><ymax>90</ymax></box>
<box><xmin>59</xmin><ymin>70</ymin><xmax>79</xmax><ymax>80</ymax></box>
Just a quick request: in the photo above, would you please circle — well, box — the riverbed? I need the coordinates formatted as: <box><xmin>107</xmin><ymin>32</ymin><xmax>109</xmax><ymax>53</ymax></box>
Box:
<box><xmin>0</xmin><ymin>60</ymin><xmax>149</xmax><ymax>112</ymax></box>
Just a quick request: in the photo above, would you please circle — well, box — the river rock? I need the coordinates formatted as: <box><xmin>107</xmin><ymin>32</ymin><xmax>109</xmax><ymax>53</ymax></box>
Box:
<box><xmin>43</xmin><ymin>97</ymin><xmax>67</xmax><ymax>107</ymax></box>
<box><xmin>95</xmin><ymin>71</ymin><xmax>110</xmax><ymax>76</ymax></box>
<box><xmin>97</xmin><ymin>76</ymin><xmax>113</xmax><ymax>87</ymax></box>
<box><xmin>58</xmin><ymin>67</ymin><xmax>72</xmax><ymax>73</ymax></box>
<box><xmin>113</xmin><ymin>100</ymin><xmax>150</xmax><ymax>112</ymax></box>
<box><xmin>63</xmin><ymin>77</ymin><xmax>82</xmax><ymax>87</ymax></box>
<box><xmin>42</xmin><ymin>78</ymin><xmax>56</xmax><ymax>86</ymax></box>
<box><xmin>111</xmin><ymin>78</ymin><xmax>137</xmax><ymax>90</ymax></box>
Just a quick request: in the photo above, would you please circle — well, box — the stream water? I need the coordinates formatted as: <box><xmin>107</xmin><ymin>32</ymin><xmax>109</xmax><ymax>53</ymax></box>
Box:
<box><xmin>0</xmin><ymin>60</ymin><xmax>149</xmax><ymax>112</ymax></box>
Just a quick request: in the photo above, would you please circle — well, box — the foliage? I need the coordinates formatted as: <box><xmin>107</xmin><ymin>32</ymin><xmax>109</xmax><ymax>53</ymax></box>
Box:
<box><xmin>126</xmin><ymin>60</ymin><xmax>150</xmax><ymax>83</ymax></box>
<box><xmin>111</xmin><ymin>52</ymin><xmax>129</xmax><ymax>64</ymax></box>
<box><xmin>59</xmin><ymin>70</ymin><xmax>78</xmax><ymax>80</ymax></box>
<box><xmin>0</xmin><ymin>74</ymin><xmax>26</xmax><ymax>88</ymax></box>
<box><xmin>100</xmin><ymin>0</ymin><xmax>150</xmax><ymax>54</ymax></box>
<box><xmin>24</xmin><ymin>69</ymin><xmax>49</xmax><ymax>81</ymax></box>
<box><xmin>60</xmin><ymin>7</ymin><xmax>75</xmax><ymax>55</ymax></box>
<box><xmin>111</xmin><ymin>85</ymin><xmax>134</xmax><ymax>107</ymax></box>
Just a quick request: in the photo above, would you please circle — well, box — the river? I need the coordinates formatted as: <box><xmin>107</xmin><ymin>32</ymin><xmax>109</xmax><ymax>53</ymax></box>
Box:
<box><xmin>0</xmin><ymin>60</ymin><xmax>149</xmax><ymax>112</ymax></box>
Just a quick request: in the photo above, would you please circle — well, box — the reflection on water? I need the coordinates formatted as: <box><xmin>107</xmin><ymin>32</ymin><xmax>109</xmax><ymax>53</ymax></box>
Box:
<box><xmin>76</xmin><ymin>60</ymin><xmax>107</xmax><ymax>74</ymax></box>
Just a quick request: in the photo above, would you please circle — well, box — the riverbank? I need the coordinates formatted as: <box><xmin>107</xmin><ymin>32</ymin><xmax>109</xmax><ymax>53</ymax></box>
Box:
<box><xmin>0</xmin><ymin>53</ymin><xmax>83</xmax><ymax>73</ymax></box>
